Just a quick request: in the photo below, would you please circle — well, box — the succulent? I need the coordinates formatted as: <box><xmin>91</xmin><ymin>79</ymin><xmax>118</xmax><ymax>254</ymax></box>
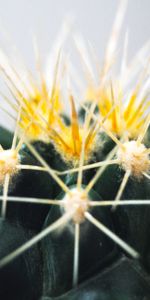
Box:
<box><xmin>0</xmin><ymin>2</ymin><xmax>150</xmax><ymax>300</ymax></box>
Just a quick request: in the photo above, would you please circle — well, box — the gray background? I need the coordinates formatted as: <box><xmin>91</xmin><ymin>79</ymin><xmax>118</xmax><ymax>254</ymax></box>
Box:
<box><xmin>0</xmin><ymin>0</ymin><xmax>149</xmax><ymax>59</ymax></box>
<box><xmin>0</xmin><ymin>0</ymin><xmax>149</xmax><ymax>129</ymax></box>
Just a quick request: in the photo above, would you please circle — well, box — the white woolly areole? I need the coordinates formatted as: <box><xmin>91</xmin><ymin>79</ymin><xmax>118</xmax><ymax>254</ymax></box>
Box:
<box><xmin>63</xmin><ymin>188</ymin><xmax>89</xmax><ymax>224</ymax></box>
<box><xmin>0</xmin><ymin>149</ymin><xmax>19</xmax><ymax>184</ymax></box>
<box><xmin>117</xmin><ymin>141</ymin><xmax>149</xmax><ymax>178</ymax></box>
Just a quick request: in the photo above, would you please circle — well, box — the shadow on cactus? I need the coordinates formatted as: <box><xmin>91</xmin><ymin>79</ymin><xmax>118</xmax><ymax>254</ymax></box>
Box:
<box><xmin>0</xmin><ymin>1</ymin><xmax>150</xmax><ymax>300</ymax></box>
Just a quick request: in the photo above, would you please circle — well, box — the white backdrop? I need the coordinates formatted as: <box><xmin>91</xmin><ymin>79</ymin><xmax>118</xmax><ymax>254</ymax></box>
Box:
<box><xmin>0</xmin><ymin>0</ymin><xmax>149</xmax><ymax>129</ymax></box>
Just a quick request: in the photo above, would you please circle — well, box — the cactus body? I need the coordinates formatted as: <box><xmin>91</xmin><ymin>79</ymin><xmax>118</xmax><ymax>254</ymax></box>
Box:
<box><xmin>0</xmin><ymin>4</ymin><xmax>150</xmax><ymax>299</ymax></box>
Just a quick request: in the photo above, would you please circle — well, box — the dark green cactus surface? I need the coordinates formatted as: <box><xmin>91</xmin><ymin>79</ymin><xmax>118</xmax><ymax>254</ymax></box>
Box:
<box><xmin>0</xmin><ymin>123</ymin><xmax>150</xmax><ymax>300</ymax></box>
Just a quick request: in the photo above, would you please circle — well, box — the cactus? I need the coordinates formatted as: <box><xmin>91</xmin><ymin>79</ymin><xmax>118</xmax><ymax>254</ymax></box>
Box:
<box><xmin>0</xmin><ymin>2</ymin><xmax>150</xmax><ymax>300</ymax></box>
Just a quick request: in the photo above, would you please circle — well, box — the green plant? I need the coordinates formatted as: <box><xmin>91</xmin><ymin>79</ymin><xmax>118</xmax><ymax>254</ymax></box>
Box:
<box><xmin>0</xmin><ymin>2</ymin><xmax>150</xmax><ymax>300</ymax></box>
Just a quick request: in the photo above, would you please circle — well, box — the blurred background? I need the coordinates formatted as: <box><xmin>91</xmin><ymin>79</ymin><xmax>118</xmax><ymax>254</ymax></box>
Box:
<box><xmin>0</xmin><ymin>0</ymin><xmax>149</xmax><ymax>60</ymax></box>
<box><xmin>0</xmin><ymin>0</ymin><xmax>149</xmax><ymax>129</ymax></box>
